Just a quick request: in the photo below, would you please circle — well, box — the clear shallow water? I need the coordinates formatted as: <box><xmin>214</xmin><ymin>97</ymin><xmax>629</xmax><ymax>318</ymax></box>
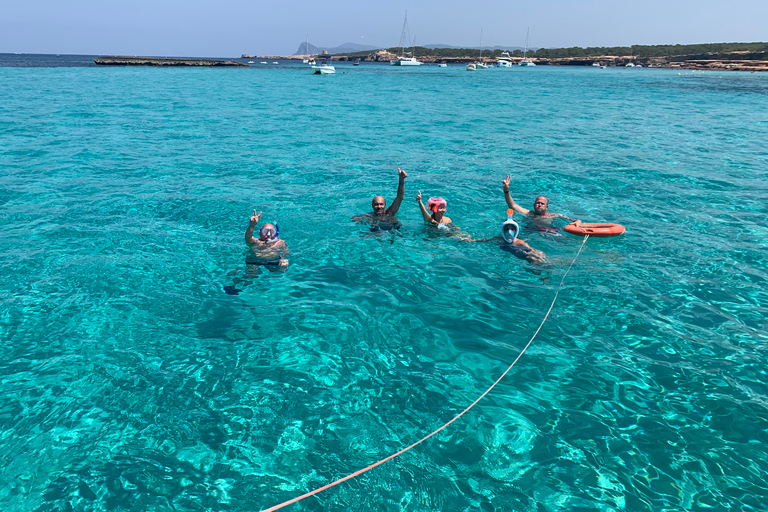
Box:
<box><xmin>1</xmin><ymin>56</ymin><xmax>768</xmax><ymax>511</ymax></box>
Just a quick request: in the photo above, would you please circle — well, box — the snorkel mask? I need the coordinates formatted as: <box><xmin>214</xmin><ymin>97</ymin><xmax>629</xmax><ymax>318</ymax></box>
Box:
<box><xmin>427</xmin><ymin>197</ymin><xmax>447</xmax><ymax>213</ymax></box>
<box><xmin>259</xmin><ymin>223</ymin><xmax>280</xmax><ymax>242</ymax></box>
<box><xmin>501</xmin><ymin>209</ymin><xmax>519</xmax><ymax>243</ymax></box>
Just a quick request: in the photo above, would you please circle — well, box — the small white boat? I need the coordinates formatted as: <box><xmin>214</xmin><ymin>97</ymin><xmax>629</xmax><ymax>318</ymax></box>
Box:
<box><xmin>272</xmin><ymin>61</ymin><xmax>278</xmax><ymax>64</ymax></box>
<box><xmin>437</xmin><ymin>62</ymin><xmax>447</xmax><ymax>68</ymax></box>
<box><xmin>260</xmin><ymin>61</ymin><xmax>267</xmax><ymax>64</ymax></box>
<box><xmin>466</xmin><ymin>63</ymin><xmax>476</xmax><ymax>71</ymax></box>
<box><xmin>625</xmin><ymin>62</ymin><xmax>635</xmax><ymax>68</ymax></box>
<box><xmin>475</xmin><ymin>62</ymin><xmax>489</xmax><ymax>69</ymax></box>
<box><xmin>497</xmin><ymin>52</ymin><xmax>514</xmax><ymax>68</ymax></box>
<box><xmin>248</xmin><ymin>61</ymin><xmax>254</xmax><ymax>64</ymax></box>
<box><xmin>308</xmin><ymin>58</ymin><xmax>316</xmax><ymax>66</ymax></box>
<box><xmin>518</xmin><ymin>28</ymin><xmax>536</xmax><ymax>67</ymax></box>
<box><xmin>312</xmin><ymin>63</ymin><xmax>336</xmax><ymax>74</ymax></box>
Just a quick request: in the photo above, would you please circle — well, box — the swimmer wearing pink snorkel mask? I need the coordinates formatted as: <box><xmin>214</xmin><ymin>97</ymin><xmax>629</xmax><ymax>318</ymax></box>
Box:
<box><xmin>416</xmin><ymin>191</ymin><xmax>453</xmax><ymax>226</ymax></box>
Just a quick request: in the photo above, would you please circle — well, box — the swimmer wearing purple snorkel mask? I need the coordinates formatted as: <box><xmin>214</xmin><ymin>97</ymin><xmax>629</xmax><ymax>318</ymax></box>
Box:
<box><xmin>244</xmin><ymin>209</ymin><xmax>289</xmax><ymax>270</ymax></box>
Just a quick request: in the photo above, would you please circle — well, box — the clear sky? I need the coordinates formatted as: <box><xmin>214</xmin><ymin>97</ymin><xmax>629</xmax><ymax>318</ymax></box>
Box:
<box><xmin>2</xmin><ymin>0</ymin><xmax>766</xmax><ymax>57</ymax></box>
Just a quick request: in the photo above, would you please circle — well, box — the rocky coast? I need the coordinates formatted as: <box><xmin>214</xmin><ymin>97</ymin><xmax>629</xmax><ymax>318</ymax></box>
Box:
<box><xmin>95</xmin><ymin>57</ymin><xmax>247</xmax><ymax>67</ymax></box>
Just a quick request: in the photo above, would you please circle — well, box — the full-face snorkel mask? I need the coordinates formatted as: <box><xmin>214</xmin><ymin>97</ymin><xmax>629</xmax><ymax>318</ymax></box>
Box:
<box><xmin>427</xmin><ymin>197</ymin><xmax>447</xmax><ymax>213</ymax></box>
<box><xmin>501</xmin><ymin>209</ymin><xmax>519</xmax><ymax>243</ymax></box>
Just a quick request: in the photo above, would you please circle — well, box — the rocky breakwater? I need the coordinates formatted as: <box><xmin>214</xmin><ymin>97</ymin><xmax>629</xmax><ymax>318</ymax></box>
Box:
<box><xmin>95</xmin><ymin>57</ymin><xmax>247</xmax><ymax>67</ymax></box>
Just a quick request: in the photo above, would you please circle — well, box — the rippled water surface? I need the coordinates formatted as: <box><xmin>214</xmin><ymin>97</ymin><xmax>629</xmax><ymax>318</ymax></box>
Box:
<box><xmin>1</xmin><ymin>55</ymin><xmax>768</xmax><ymax>511</ymax></box>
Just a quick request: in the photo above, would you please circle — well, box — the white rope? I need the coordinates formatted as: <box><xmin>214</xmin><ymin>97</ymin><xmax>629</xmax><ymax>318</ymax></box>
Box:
<box><xmin>261</xmin><ymin>235</ymin><xmax>590</xmax><ymax>512</ymax></box>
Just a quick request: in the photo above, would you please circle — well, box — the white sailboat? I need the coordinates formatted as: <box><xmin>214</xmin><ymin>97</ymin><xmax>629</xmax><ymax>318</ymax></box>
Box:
<box><xmin>302</xmin><ymin>35</ymin><xmax>310</xmax><ymax>64</ymax></box>
<box><xmin>390</xmin><ymin>12</ymin><xmax>422</xmax><ymax>66</ymax></box>
<box><xmin>518</xmin><ymin>28</ymin><xmax>536</xmax><ymax>67</ymax></box>
<box><xmin>467</xmin><ymin>29</ymin><xmax>489</xmax><ymax>70</ymax></box>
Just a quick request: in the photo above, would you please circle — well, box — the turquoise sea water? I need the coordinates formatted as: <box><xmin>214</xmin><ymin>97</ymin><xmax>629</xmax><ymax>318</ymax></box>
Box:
<box><xmin>1</xmin><ymin>56</ymin><xmax>768</xmax><ymax>511</ymax></box>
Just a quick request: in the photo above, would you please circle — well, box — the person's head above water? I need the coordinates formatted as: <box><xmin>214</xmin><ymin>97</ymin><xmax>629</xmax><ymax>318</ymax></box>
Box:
<box><xmin>427</xmin><ymin>197</ymin><xmax>447</xmax><ymax>214</ymax></box>
<box><xmin>371</xmin><ymin>196</ymin><xmax>387</xmax><ymax>215</ymax></box>
<box><xmin>259</xmin><ymin>223</ymin><xmax>279</xmax><ymax>242</ymax></box>
<box><xmin>532</xmin><ymin>196</ymin><xmax>549</xmax><ymax>216</ymax></box>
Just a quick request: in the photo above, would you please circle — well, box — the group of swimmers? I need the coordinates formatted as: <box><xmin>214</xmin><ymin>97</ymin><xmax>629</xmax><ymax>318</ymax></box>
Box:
<box><xmin>231</xmin><ymin>168</ymin><xmax>581</xmax><ymax>290</ymax></box>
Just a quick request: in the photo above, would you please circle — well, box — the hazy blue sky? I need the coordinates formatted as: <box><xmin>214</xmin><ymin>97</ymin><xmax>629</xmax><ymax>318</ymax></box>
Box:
<box><xmin>2</xmin><ymin>0</ymin><xmax>766</xmax><ymax>57</ymax></box>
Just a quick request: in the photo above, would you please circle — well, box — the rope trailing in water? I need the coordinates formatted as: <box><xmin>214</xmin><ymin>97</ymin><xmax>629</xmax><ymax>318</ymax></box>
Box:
<box><xmin>261</xmin><ymin>235</ymin><xmax>590</xmax><ymax>512</ymax></box>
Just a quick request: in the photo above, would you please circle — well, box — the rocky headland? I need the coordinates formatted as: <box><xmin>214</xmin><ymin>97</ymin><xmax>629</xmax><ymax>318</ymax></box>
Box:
<box><xmin>95</xmin><ymin>57</ymin><xmax>247</xmax><ymax>67</ymax></box>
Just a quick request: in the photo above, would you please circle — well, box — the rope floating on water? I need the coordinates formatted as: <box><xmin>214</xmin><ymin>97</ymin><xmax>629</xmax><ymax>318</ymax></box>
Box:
<box><xmin>261</xmin><ymin>235</ymin><xmax>590</xmax><ymax>512</ymax></box>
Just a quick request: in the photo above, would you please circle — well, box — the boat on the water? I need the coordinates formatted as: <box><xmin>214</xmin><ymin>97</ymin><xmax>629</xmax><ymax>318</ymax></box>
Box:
<box><xmin>390</xmin><ymin>12</ymin><xmax>423</xmax><ymax>66</ymax></box>
<box><xmin>470</xmin><ymin>29</ymin><xmax>490</xmax><ymax>70</ymax></box>
<box><xmin>466</xmin><ymin>63</ymin><xmax>476</xmax><ymax>71</ymax></box>
<box><xmin>518</xmin><ymin>28</ymin><xmax>536</xmax><ymax>67</ymax></box>
<box><xmin>497</xmin><ymin>52</ymin><xmax>514</xmax><ymax>68</ymax></box>
<box><xmin>437</xmin><ymin>62</ymin><xmax>447</xmax><ymax>68</ymax></box>
<box><xmin>312</xmin><ymin>62</ymin><xmax>336</xmax><ymax>74</ymax></box>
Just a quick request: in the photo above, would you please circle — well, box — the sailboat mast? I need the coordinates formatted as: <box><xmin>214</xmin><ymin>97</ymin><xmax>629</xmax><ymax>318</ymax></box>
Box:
<box><xmin>479</xmin><ymin>28</ymin><xmax>483</xmax><ymax>61</ymax></box>
<box><xmin>400</xmin><ymin>11</ymin><xmax>409</xmax><ymax>58</ymax></box>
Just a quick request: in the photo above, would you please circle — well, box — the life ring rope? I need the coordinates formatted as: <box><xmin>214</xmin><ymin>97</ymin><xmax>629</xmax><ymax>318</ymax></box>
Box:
<box><xmin>259</xmin><ymin>236</ymin><xmax>592</xmax><ymax>512</ymax></box>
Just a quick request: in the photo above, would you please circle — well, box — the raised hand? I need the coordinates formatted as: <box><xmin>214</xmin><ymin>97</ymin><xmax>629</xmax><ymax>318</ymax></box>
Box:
<box><xmin>416</xmin><ymin>190</ymin><xmax>422</xmax><ymax>202</ymax></box>
<box><xmin>250</xmin><ymin>209</ymin><xmax>262</xmax><ymax>224</ymax></box>
<box><xmin>501</xmin><ymin>175</ymin><xmax>511</xmax><ymax>192</ymax></box>
<box><xmin>398</xmin><ymin>167</ymin><xmax>408</xmax><ymax>180</ymax></box>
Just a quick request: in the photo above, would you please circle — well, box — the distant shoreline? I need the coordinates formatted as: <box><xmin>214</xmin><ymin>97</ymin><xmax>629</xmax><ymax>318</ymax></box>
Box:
<box><xmin>242</xmin><ymin>51</ymin><xmax>768</xmax><ymax>72</ymax></box>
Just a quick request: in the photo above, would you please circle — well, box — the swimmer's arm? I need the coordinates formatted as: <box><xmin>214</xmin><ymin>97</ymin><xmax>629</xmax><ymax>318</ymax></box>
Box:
<box><xmin>386</xmin><ymin>167</ymin><xmax>407</xmax><ymax>215</ymax></box>
<box><xmin>556</xmin><ymin>213</ymin><xmax>581</xmax><ymax>224</ymax></box>
<box><xmin>462</xmin><ymin>235</ymin><xmax>501</xmax><ymax>243</ymax></box>
<box><xmin>278</xmin><ymin>240</ymin><xmax>290</xmax><ymax>256</ymax></box>
<box><xmin>245</xmin><ymin>209</ymin><xmax>262</xmax><ymax>244</ymax></box>
<box><xmin>416</xmin><ymin>190</ymin><xmax>436</xmax><ymax>224</ymax></box>
<box><xmin>502</xmin><ymin>175</ymin><xmax>529</xmax><ymax>214</ymax></box>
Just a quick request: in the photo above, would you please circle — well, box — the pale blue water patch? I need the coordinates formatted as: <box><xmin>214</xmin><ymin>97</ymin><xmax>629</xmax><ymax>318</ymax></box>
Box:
<box><xmin>1</xmin><ymin>59</ymin><xmax>768</xmax><ymax>511</ymax></box>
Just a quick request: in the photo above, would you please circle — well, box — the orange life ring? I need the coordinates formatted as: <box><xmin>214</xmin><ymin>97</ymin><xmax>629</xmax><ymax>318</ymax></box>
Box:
<box><xmin>563</xmin><ymin>222</ymin><xmax>625</xmax><ymax>237</ymax></box>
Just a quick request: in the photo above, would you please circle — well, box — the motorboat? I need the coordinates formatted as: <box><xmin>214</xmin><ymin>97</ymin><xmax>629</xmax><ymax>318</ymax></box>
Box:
<box><xmin>353</xmin><ymin>59</ymin><xmax>360</xmax><ymax>66</ymax></box>
<box><xmin>497</xmin><ymin>52</ymin><xmax>514</xmax><ymax>68</ymax></box>
<box><xmin>466</xmin><ymin>63</ymin><xmax>476</xmax><ymax>71</ymax></box>
<box><xmin>248</xmin><ymin>61</ymin><xmax>254</xmax><ymax>64</ymax></box>
<box><xmin>437</xmin><ymin>62</ymin><xmax>447</xmax><ymax>67</ymax></box>
<box><xmin>272</xmin><ymin>61</ymin><xmax>278</xmax><ymax>64</ymax></box>
<box><xmin>308</xmin><ymin>58</ymin><xmax>316</xmax><ymax>66</ymax></box>
<box><xmin>260</xmin><ymin>61</ymin><xmax>267</xmax><ymax>64</ymax></box>
<box><xmin>312</xmin><ymin>62</ymin><xmax>336</xmax><ymax>74</ymax></box>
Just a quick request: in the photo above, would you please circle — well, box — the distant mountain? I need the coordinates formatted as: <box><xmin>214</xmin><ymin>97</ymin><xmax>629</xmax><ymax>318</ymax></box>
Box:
<box><xmin>421</xmin><ymin>44</ymin><xmax>532</xmax><ymax>52</ymax></box>
<box><xmin>294</xmin><ymin>42</ymin><xmax>381</xmax><ymax>55</ymax></box>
